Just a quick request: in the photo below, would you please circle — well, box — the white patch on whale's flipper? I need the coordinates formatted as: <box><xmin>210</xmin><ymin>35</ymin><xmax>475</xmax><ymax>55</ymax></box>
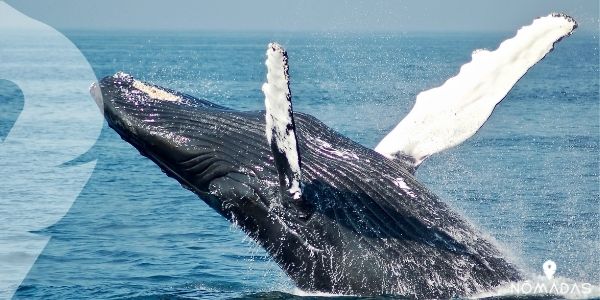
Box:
<box><xmin>375</xmin><ymin>13</ymin><xmax>577</xmax><ymax>170</ymax></box>
<box><xmin>262</xmin><ymin>43</ymin><xmax>302</xmax><ymax>200</ymax></box>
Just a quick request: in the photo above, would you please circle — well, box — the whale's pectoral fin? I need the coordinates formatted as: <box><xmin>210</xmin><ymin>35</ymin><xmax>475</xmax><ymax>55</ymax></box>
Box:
<box><xmin>375</xmin><ymin>13</ymin><xmax>577</xmax><ymax>172</ymax></box>
<box><xmin>262</xmin><ymin>43</ymin><xmax>303</xmax><ymax>203</ymax></box>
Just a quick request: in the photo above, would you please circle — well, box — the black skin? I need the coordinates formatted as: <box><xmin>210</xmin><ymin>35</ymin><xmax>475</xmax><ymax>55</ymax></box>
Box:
<box><xmin>94</xmin><ymin>73</ymin><xmax>522</xmax><ymax>299</ymax></box>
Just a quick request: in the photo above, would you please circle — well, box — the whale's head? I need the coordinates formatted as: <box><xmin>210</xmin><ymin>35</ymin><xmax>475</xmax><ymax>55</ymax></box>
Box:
<box><xmin>91</xmin><ymin>73</ymin><xmax>321</xmax><ymax>252</ymax></box>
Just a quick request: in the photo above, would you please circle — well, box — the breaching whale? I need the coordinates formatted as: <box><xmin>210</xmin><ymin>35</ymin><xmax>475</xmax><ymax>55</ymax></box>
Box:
<box><xmin>92</xmin><ymin>14</ymin><xmax>576</xmax><ymax>299</ymax></box>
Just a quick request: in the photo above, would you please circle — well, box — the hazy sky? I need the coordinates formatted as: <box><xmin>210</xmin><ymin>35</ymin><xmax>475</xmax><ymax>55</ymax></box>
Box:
<box><xmin>4</xmin><ymin>0</ymin><xmax>599</xmax><ymax>33</ymax></box>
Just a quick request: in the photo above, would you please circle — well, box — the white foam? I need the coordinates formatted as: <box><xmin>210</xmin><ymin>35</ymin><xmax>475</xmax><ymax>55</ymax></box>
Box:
<box><xmin>392</xmin><ymin>177</ymin><xmax>417</xmax><ymax>198</ymax></box>
<box><xmin>317</xmin><ymin>139</ymin><xmax>359</xmax><ymax>160</ymax></box>
<box><xmin>113</xmin><ymin>71</ymin><xmax>133</xmax><ymax>81</ymax></box>
<box><xmin>262</xmin><ymin>43</ymin><xmax>302</xmax><ymax>199</ymax></box>
<box><xmin>291</xmin><ymin>288</ymin><xmax>346</xmax><ymax>297</ymax></box>
<box><xmin>375</xmin><ymin>13</ymin><xmax>577</xmax><ymax>167</ymax></box>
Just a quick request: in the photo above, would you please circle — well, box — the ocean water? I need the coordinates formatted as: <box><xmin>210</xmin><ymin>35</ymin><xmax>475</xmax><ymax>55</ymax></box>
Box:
<box><xmin>2</xmin><ymin>30</ymin><xmax>598</xmax><ymax>299</ymax></box>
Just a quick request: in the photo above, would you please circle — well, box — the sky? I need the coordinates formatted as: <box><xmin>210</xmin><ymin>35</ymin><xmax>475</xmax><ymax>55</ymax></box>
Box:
<box><xmin>3</xmin><ymin>0</ymin><xmax>599</xmax><ymax>33</ymax></box>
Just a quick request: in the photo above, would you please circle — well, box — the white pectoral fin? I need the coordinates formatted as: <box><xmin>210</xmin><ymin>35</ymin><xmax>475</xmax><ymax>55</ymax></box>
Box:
<box><xmin>375</xmin><ymin>13</ymin><xmax>577</xmax><ymax>170</ymax></box>
<box><xmin>262</xmin><ymin>42</ymin><xmax>302</xmax><ymax>200</ymax></box>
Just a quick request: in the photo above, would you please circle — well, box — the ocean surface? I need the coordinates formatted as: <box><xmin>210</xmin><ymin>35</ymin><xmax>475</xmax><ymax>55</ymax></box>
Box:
<box><xmin>1</xmin><ymin>30</ymin><xmax>598</xmax><ymax>299</ymax></box>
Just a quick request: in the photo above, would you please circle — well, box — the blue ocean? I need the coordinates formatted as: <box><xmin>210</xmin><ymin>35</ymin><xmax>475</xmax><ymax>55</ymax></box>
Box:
<box><xmin>2</xmin><ymin>30</ymin><xmax>598</xmax><ymax>299</ymax></box>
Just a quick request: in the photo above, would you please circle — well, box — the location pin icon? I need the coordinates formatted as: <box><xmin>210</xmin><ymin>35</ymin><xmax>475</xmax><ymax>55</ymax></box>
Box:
<box><xmin>543</xmin><ymin>260</ymin><xmax>557</xmax><ymax>279</ymax></box>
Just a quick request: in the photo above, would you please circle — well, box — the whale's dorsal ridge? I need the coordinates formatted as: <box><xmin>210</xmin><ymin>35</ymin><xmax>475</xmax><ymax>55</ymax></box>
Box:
<box><xmin>375</xmin><ymin>13</ymin><xmax>577</xmax><ymax>171</ymax></box>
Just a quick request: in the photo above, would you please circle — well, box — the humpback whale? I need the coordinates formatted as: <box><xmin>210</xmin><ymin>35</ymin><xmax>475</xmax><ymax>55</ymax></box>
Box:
<box><xmin>92</xmin><ymin>14</ymin><xmax>576</xmax><ymax>299</ymax></box>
